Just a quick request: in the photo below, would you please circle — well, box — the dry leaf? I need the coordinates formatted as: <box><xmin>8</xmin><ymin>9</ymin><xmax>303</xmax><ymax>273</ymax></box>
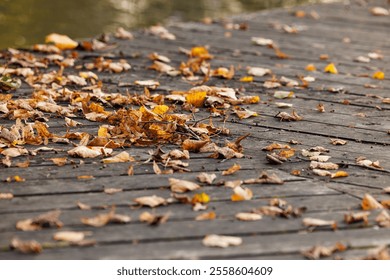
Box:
<box><xmin>16</xmin><ymin>210</ymin><xmax>63</xmax><ymax>231</ymax></box>
<box><xmin>344</xmin><ymin>212</ymin><xmax>370</xmax><ymax>225</ymax></box>
<box><xmin>202</xmin><ymin>234</ymin><xmax>242</xmax><ymax>248</ymax></box>
<box><xmin>262</xmin><ymin>143</ymin><xmax>291</xmax><ymax>151</ymax></box>
<box><xmin>231</xmin><ymin>186</ymin><xmax>253</xmax><ymax>201</ymax></box>
<box><xmin>247</xmin><ymin>66</ymin><xmax>271</xmax><ymax>77</ymax></box>
<box><xmin>370</xmin><ymin>7</ymin><xmax>389</xmax><ymax>16</ymax></box>
<box><xmin>376</xmin><ymin>210</ymin><xmax>390</xmax><ymax>228</ymax></box>
<box><xmin>310</xmin><ymin>161</ymin><xmax>339</xmax><ymax>170</ymax></box>
<box><xmin>251</xmin><ymin>37</ymin><xmax>274</xmax><ymax>46</ymax></box>
<box><xmin>45</xmin><ymin>33</ymin><xmax>78</xmax><ymax>50</ymax></box>
<box><xmin>356</xmin><ymin>157</ymin><xmax>383</xmax><ymax>170</ymax></box>
<box><xmin>77</xmin><ymin>175</ymin><xmax>94</xmax><ymax>180</ymax></box>
<box><xmin>222</xmin><ymin>163</ymin><xmax>241</xmax><ymax>175</ymax></box>
<box><xmin>195</xmin><ymin>211</ymin><xmax>216</xmax><ymax>221</ymax></box>
<box><xmin>68</xmin><ymin>146</ymin><xmax>105</xmax><ymax>158</ymax></box>
<box><xmin>139</xmin><ymin>211</ymin><xmax>170</xmax><ymax>225</ymax></box>
<box><xmin>77</xmin><ymin>201</ymin><xmax>92</xmax><ymax>210</ymax></box>
<box><xmin>134</xmin><ymin>195</ymin><xmax>167</xmax><ymax>208</ymax></box>
<box><xmin>115</xmin><ymin>27</ymin><xmax>134</xmax><ymax>39</ymax></box>
<box><xmin>302</xmin><ymin>242</ymin><xmax>346</xmax><ymax>260</ymax></box>
<box><xmin>191</xmin><ymin>192</ymin><xmax>210</xmax><ymax>204</ymax></box>
<box><xmin>235</xmin><ymin>212</ymin><xmax>262</xmax><ymax>221</ymax></box>
<box><xmin>102</xmin><ymin>151</ymin><xmax>133</xmax><ymax>163</ymax></box>
<box><xmin>134</xmin><ymin>80</ymin><xmax>160</xmax><ymax>89</ymax></box>
<box><xmin>274</xmin><ymin>91</ymin><xmax>294</xmax><ymax>99</ymax></box>
<box><xmin>309</xmin><ymin>155</ymin><xmax>331</xmax><ymax>162</ymax></box>
<box><xmin>330</xmin><ymin>171</ymin><xmax>349</xmax><ymax>178</ymax></box>
<box><xmin>1</xmin><ymin>147</ymin><xmax>28</xmax><ymax>157</ymax></box>
<box><xmin>197</xmin><ymin>172</ymin><xmax>217</xmax><ymax>184</ymax></box>
<box><xmin>372</xmin><ymin>71</ymin><xmax>385</xmax><ymax>80</ymax></box>
<box><xmin>330</xmin><ymin>138</ymin><xmax>347</xmax><ymax>145</ymax></box>
<box><xmin>302</xmin><ymin>217</ymin><xmax>337</xmax><ymax>230</ymax></box>
<box><xmin>0</xmin><ymin>192</ymin><xmax>14</xmax><ymax>200</ymax></box>
<box><xmin>169</xmin><ymin>178</ymin><xmax>201</xmax><ymax>193</ymax></box>
<box><xmin>81</xmin><ymin>208</ymin><xmax>130</xmax><ymax>227</ymax></box>
<box><xmin>53</xmin><ymin>231</ymin><xmax>86</xmax><ymax>243</ymax></box>
<box><xmin>50</xmin><ymin>157</ymin><xmax>67</xmax><ymax>166</ymax></box>
<box><xmin>104</xmin><ymin>188</ymin><xmax>123</xmax><ymax>195</ymax></box>
<box><xmin>324</xmin><ymin>63</ymin><xmax>338</xmax><ymax>74</ymax></box>
<box><xmin>361</xmin><ymin>246</ymin><xmax>390</xmax><ymax>260</ymax></box>
<box><xmin>10</xmin><ymin>238</ymin><xmax>42</xmax><ymax>254</ymax></box>
<box><xmin>305</xmin><ymin>64</ymin><xmax>316</xmax><ymax>71</ymax></box>
<box><xmin>127</xmin><ymin>165</ymin><xmax>134</xmax><ymax>176</ymax></box>
<box><xmin>275</xmin><ymin>110</ymin><xmax>302</xmax><ymax>121</ymax></box>
<box><xmin>383</xmin><ymin>187</ymin><xmax>390</xmax><ymax>194</ymax></box>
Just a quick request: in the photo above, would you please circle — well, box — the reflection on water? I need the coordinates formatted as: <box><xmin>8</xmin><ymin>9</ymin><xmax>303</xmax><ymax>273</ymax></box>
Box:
<box><xmin>0</xmin><ymin>0</ymin><xmax>315</xmax><ymax>49</ymax></box>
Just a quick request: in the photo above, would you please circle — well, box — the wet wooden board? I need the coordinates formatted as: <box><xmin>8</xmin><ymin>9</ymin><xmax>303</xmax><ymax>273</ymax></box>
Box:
<box><xmin>0</xmin><ymin>0</ymin><xmax>390</xmax><ymax>260</ymax></box>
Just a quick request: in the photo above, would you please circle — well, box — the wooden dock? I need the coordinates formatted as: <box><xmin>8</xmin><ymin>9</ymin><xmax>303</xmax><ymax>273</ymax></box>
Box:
<box><xmin>0</xmin><ymin>0</ymin><xmax>389</xmax><ymax>259</ymax></box>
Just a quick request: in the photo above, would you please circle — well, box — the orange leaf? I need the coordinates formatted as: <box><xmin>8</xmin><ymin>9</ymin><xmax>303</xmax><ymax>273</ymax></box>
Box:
<box><xmin>330</xmin><ymin>171</ymin><xmax>349</xmax><ymax>178</ymax></box>
<box><xmin>222</xmin><ymin>163</ymin><xmax>241</xmax><ymax>175</ymax></box>
<box><xmin>372</xmin><ymin>71</ymin><xmax>385</xmax><ymax>80</ymax></box>
<box><xmin>45</xmin><ymin>33</ymin><xmax>78</xmax><ymax>50</ymax></box>
<box><xmin>186</xmin><ymin>91</ymin><xmax>207</xmax><ymax>107</ymax></box>
<box><xmin>192</xmin><ymin>192</ymin><xmax>210</xmax><ymax>204</ymax></box>
<box><xmin>305</xmin><ymin>64</ymin><xmax>316</xmax><ymax>71</ymax></box>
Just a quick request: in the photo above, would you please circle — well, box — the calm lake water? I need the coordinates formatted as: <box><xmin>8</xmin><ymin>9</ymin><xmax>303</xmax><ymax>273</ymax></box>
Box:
<box><xmin>0</xmin><ymin>0</ymin><xmax>319</xmax><ymax>49</ymax></box>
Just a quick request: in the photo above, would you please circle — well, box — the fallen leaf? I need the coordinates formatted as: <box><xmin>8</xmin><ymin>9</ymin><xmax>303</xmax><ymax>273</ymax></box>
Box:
<box><xmin>139</xmin><ymin>211</ymin><xmax>170</xmax><ymax>225</ymax></box>
<box><xmin>356</xmin><ymin>157</ymin><xmax>383</xmax><ymax>170</ymax></box>
<box><xmin>114</xmin><ymin>27</ymin><xmax>134</xmax><ymax>39</ymax></box>
<box><xmin>53</xmin><ymin>231</ymin><xmax>86</xmax><ymax>243</ymax></box>
<box><xmin>383</xmin><ymin>187</ymin><xmax>390</xmax><ymax>194</ymax></box>
<box><xmin>81</xmin><ymin>208</ymin><xmax>130</xmax><ymax>227</ymax></box>
<box><xmin>305</xmin><ymin>64</ymin><xmax>316</xmax><ymax>71</ymax></box>
<box><xmin>302</xmin><ymin>217</ymin><xmax>337</xmax><ymax>230</ymax></box>
<box><xmin>376</xmin><ymin>210</ymin><xmax>390</xmax><ymax>228</ymax></box>
<box><xmin>202</xmin><ymin>234</ymin><xmax>242</xmax><ymax>248</ymax></box>
<box><xmin>127</xmin><ymin>165</ymin><xmax>134</xmax><ymax>176</ymax></box>
<box><xmin>372</xmin><ymin>71</ymin><xmax>384</xmax><ymax>80</ymax></box>
<box><xmin>361</xmin><ymin>194</ymin><xmax>383</xmax><ymax>210</ymax></box>
<box><xmin>134</xmin><ymin>80</ymin><xmax>160</xmax><ymax>89</ymax></box>
<box><xmin>302</xmin><ymin>242</ymin><xmax>346</xmax><ymax>260</ymax></box>
<box><xmin>68</xmin><ymin>146</ymin><xmax>110</xmax><ymax>158</ymax></box>
<box><xmin>330</xmin><ymin>171</ymin><xmax>349</xmax><ymax>178</ymax></box>
<box><xmin>370</xmin><ymin>7</ymin><xmax>389</xmax><ymax>16</ymax></box>
<box><xmin>231</xmin><ymin>186</ymin><xmax>253</xmax><ymax>201</ymax></box>
<box><xmin>251</xmin><ymin>37</ymin><xmax>274</xmax><ymax>46</ymax></box>
<box><xmin>247</xmin><ymin>66</ymin><xmax>271</xmax><ymax>77</ymax></box>
<box><xmin>0</xmin><ymin>192</ymin><xmax>14</xmax><ymax>200</ymax></box>
<box><xmin>240</xmin><ymin>76</ymin><xmax>254</xmax><ymax>82</ymax></box>
<box><xmin>197</xmin><ymin>172</ymin><xmax>217</xmax><ymax>184</ymax></box>
<box><xmin>278</xmin><ymin>149</ymin><xmax>295</xmax><ymax>158</ymax></box>
<box><xmin>195</xmin><ymin>211</ymin><xmax>216</xmax><ymax>221</ymax></box>
<box><xmin>102</xmin><ymin>151</ymin><xmax>134</xmax><ymax>164</ymax></box>
<box><xmin>262</xmin><ymin>143</ymin><xmax>291</xmax><ymax>151</ymax></box>
<box><xmin>77</xmin><ymin>201</ymin><xmax>92</xmax><ymax>210</ymax></box>
<box><xmin>309</xmin><ymin>155</ymin><xmax>331</xmax><ymax>162</ymax></box>
<box><xmin>134</xmin><ymin>195</ymin><xmax>167</xmax><ymax>208</ymax></box>
<box><xmin>274</xmin><ymin>91</ymin><xmax>294</xmax><ymax>99</ymax></box>
<box><xmin>104</xmin><ymin>188</ymin><xmax>123</xmax><ymax>195</ymax></box>
<box><xmin>191</xmin><ymin>192</ymin><xmax>210</xmax><ymax>204</ymax></box>
<box><xmin>361</xmin><ymin>246</ymin><xmax>390</xmax><ymax>260</ymax></box>
<box><xmin>16</xmin><ymin>210</ymin><xmax>63</xmax><ymax>231</ymax></box>
<box><xmin>49</xmin><ymin>157</ymin><xmax>67</xmax><ymax>166</ymax></box>
<box><xmin>235</xmin><ymin>212</ymin><xmax>262</xmax><ymax>221</ymax></box>
<box><xmin>169</xmin><ymin>178</ymin><xmax>201</xmax><ymax>193</ymax></box>
<box><xmin>45</xmin><ymin>33</ymin><xmax>78</xmax><ymax>50</ymax></box>
<box><xmin>344</xmin><ymin>212</ymin><xmax>370</xmax><ymax>225</ymax></box>
<box><xmin>310</xmin><ymin>161</ymin><xmax>339</xmax><ymax>170</ymax></box>
<box><xmin>77</xmin><ymin>175</ymin><xmax>94</xmax><ymax>180</ymax></box>
<box><xmin>275</xmin><ymin>110</ymin><xmax>302</xmax><ymax>121</ymax></box>
<box><xmin>222</xmin><ymin>163</ymin><xmax>241</xmax><ymax>175</ymax></box>
<box><xmin>1</xmin><ymin>147</ymin><xmax>28</xmax><ymax>157</ymax></box>
<box><xmin>10</xmin><ymin>238</ymin><xmax>42</xmax><ymax>254</ymax></box>
<box><xmin>324</xmin><ymin>63</ymin><xmax>338</xmax><ymax>74</ymax></box>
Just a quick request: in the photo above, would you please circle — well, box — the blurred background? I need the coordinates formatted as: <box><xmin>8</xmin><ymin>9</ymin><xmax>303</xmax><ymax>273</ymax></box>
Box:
<box><xmin>0</xmin><ymin>0</ymin><xmax>321</xmax><ymax>49</ymax></box>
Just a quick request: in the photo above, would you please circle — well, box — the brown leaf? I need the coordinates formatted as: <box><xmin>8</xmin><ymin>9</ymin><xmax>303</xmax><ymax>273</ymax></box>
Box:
<box><xmin>302</xmin><ymin>217</ymin><xmax>337</xmax><ymax>230</ymax></box>
<box><xmin>375</xmin><ymin>210</ymin><xmax>390</xmax><ymax>228</ymax></box>
<box><xmin>50</xmin><ymin>157</ymin><xmax>67</xmax><ymax>166</ymax></box>
<box><xmin>310</xmin><ymin>161</ymin><xmax>339</xmax><ymax>170</ymax></box>
<box><xmin>197</xmin><ymin>172</ymin><xmax>217</xmax><ymax>184</ymax></box>
<box><xmin>182</xmin><ymin>139</ymin><xmax>209</xmax><ymax>152</ymax></box>
<box><xmin>127</xmin><ymin>165</ymin><xmax>134</xmax><ymax>176</ymax></box>
<box><xmin>361</xmin><ymin>246</ymin><xmax>390</xmax><ymax>260</ymax></box>
<box><xmin>361</xmin><ymin>194</ymin><xmax>384</xmax><ymax>210</ymax></box>
<box><xmin>222</xmin><ymin>163</ymin><xmax>241</xmax><ymax>176</ymax></box>
<box><xmin>0</xmin><ymin>192</ymin><xmax>14</xmax><ymax>200</ymax></box>
<box><xmin>102</xmin><ymin>151</ymin><xmax>134</xmax><ymax>163</ymax></box>
<box><xmin>81</xmin><ymin>208</ymin><xmax>130</xmax><ymax>227</ymax></box>
<box><xmin>139</xmin><ymin>211</ymin><xmax>170</xmax><ymax>225</ymax></box>
<box><xmin>169</xmin><ymin>178</ymin><xmax>201</xmax><ymax>193</ymax></box>
<box><xmin>244</xmin><ymin>171</ymin><xmax>284</xmax><ymax>185</ymax></box>
<box><xmin>262</xmin><ymin>143</ymin><xmax>291</xmax><ymax>151</ymax></box>
<box><xmin>202</xmin><ymin>234</ymin><xmax>242</xmax><ymax>248</ymax></box>
<box><xmin>10</xmin><ymin>238</ymin><xmax>42</xmax><ymax>254</ymax></box>
<box><xmin>77</xmin><ymin>201</ymin><xmax>92</xmax><ymax>210</ymax></box>
<box><xmin>235</xmin><ymin>212</ymin><xmax>262</xmax><ymax>221</ymax></box>
<box><xmin>302</xmin><ymin>242</ymin><xmax>347</xmax><ymax>260</ymax></box>
<box><xmin>330</xmin><ymin>138</ymin><xmax>347</xmax><ymax>145</ymax></box>
<box><xmin>134</xmin><ymin>195</ymin><xmax>167</xmax><ymax>208</ymax></box>
<box><xmin>16</xmin><ymin>210</ymin><xmax>63</xmax><ymax>231</ymax></box>
<box><xmin>231</xmin><ymin>186</ymin><xmax>253</xmax><ymax>201</ymax></box>
<box><xmin>68</xmin><ymin>146</ymin><xmax>111</xmax><ymax>158</ymax></box>
<box><xmin>53</xmin><ymin>231</ymin><xmax>87</xmax><ymax>243</ymax></box>
<box><xmin>344</xmin><ymin>212</ymin><xmax>370</xmax><ymax>225</ymax></box>
<box><xmin>195</xmin><ymin>211</ymin><xmax>216</xmax><ymax>221</ymax></box>
<box><xmin>104</xmin><ymin>188</ymin><xmax>123</xmax><ymax>195</ymax></box>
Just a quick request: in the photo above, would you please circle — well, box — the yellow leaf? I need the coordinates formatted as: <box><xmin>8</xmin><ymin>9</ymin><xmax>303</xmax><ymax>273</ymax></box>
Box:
<box><xmin>14</xmin><ymin>175</ymin><xmax>25</xmax><ymax>182</ymax></box>
<box><xmin>152</xmin><ymin>105</ymin><xmax>169</xmax><ymax>115</ymax></box>
<box><xmin>186</xmin><ymin>91</ymin><xmax>207</xmax><ymax>107</ymax></box>
<box><xmin>241</xmin><ymin>95</ymin><xmax>260</xmax><ymax>104</ymax></box>
<box><xmin>330</xmin><ymin>171</ymin><xmax>349</xmax><ymax>178</ymax></box>
<box><xmin>372</xmin><ymin>71</ymin><xmax>385</xmax><ymax>80</ymax></box>
<box><xmin>305</xmin><ymin>64</ymin><xmax>316</xmax><ymax>71</ymax></box>
<box><xmin>98</xmin><ymin>126</ymin><xmax>109</xmax><ymax>138</ymax></box>
<box><xmin>231</xmin><ymin>186</ymin><xmax>253</xmax><ymax>201</ymax></box>
<box><xmin>324</xmin><ymin>63</ymin><xmax>338</xmax><ymax>74</ymax></box>
<box><xmin>222</xmin><ymin>163</ymin><xmax>241</xmax><ymax>175</ymax></box>
<box><xmin>45</xmin><ymin>33</ymin><xmax>78</xmax><ymax>50</ymax></box>
<box><xmin>240</xmin><ymin>76</ymin><xmax>254</xmax><ymax>82</ymax></box>
<box><xmin>190</xmin><ymin>46</ymin><xmax>211</xmax><ymax>58</ymax></box>
<box><xmin>192</xmin><ymin>193</ymin><xmax>210</xmax><ymax>204</ymax></box>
